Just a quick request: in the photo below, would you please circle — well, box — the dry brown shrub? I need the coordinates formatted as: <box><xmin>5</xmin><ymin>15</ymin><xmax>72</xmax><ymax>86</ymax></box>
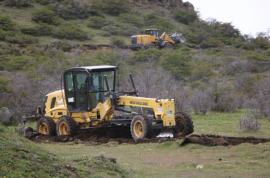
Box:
<box><xmin>237</xmin><ymin>110</ymin><xmax>261</xmax><ymax>132</ymax></box>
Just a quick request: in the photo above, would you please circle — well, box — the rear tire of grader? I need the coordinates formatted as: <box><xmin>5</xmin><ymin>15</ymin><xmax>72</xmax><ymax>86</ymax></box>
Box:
<box><xmin>130</xmin><ymin>115</ymin><xmax>152</xmax><ymax>140</ymax></box>
<box><xmin>37</xmin><ymin>116</ymin><xmax>56</xmax><ymax>135</ymax></box>
<box><xmin>173</xmin><ymin>112</ymin><xmax>194</xmax><ymax>138</ymax></box>
<box><xmin>56</xmin><ymin>116</ymin><xmax>77</xmax><ymax>136</ymax></box>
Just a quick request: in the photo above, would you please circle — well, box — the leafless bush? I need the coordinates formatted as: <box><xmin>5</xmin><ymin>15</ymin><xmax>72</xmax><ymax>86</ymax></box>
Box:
<box><xmin>245</xmin><ymin>73</ymin><xmax>270</xmax><ymax>118</ymax></box>
<box><xmin>208</xmin><ymin>76</ymin><xmax>237</xmax><ymax>112</ymax></box>
<box><xmin>237</xmin><ymin>110</ymin><xmax>261</xmax><ymax>132</ymax></box>
<box><xmin>121</xmin><ymin>62</ymin><xmax>190</xmax><ymax>113</ymax></box>
<box><xmin>233</xmin><ymin>73</ymin><xmax>255</xmax><ymax>97</ymax></box>
<box><xmin>0</xmin><ymin>107</ymin><xmax>13</xmax><ymax>125</ymax></box>
<box><xmin>1</xmin><ymin>65</ymin><xmax>61</xmax><ymax>123</ymax></box>
<box><xmin>174</xmin><ymin>87</ymin><xmax>191</xmax><ymax>114</ymax></box>
<box><xmin>233</xmin><ymin>73</ymin><xmax>255</xmax><ymax>109</ymax></box>
<box><xmin>131</xmin><ymin>62</ymin><xmax>180</xmax><ymax>99</ymax></box>
<box><xmin>224</xmin><ymin>58</ymin><xmax>251</xmax><ymax>75</ymax></box>
<box><xmin>189</xmin><ymin>89</ymin><xmax>212</xmax><ymax>115</ymax></box>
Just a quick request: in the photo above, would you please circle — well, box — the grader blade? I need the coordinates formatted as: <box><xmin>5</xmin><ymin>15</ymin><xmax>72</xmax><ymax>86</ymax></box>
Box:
<box><xmin>23</xmin><ymin>127</ymin><xmax>34</xmax><ymax>138</ymax></box>
<box><xmin>156</xmin><ymin>129</ymin><xmax>174</xmax><ymax>138</ymax></box>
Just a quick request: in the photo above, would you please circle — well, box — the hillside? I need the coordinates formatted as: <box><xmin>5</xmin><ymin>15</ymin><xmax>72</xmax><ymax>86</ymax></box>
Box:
<box><xmin>0</xmin><ymin>123</ymin><xmax>129</xmax><ymax>177</ymax></box>
<box><xmin>0</xmin><ymin>0</ymin><xmax>270</xmax><ymax>125</ymax></box>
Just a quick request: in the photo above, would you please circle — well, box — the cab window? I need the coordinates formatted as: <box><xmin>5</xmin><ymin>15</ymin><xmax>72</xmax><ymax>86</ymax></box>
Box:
<box><xmin>50</xmin><ymin>97</ymin><xmax>56</xmax><ymax>109</ymax></box>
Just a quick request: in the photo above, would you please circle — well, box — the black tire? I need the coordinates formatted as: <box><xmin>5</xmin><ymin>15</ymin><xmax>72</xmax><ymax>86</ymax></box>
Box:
<box><xmin>145</xmin><ymin>43</ymin><xmax>155</xmax><ymax>49</ymax></box>
<box><xmin>130</xmin><ymin>115</ymin><xmax>152</xmax><ymax>140</ymax></box>
<box><xmin>178</xmin><ymin>111</ymin><xmax>194</xmax><ymax>135</ymax></box>
<box><xmin>173</xmin><ymin>112</ymin><xmax>194</xmax><ymax>138</ymax></box>
<box><xmin>37</xmin><ymin>116</ymin><xmax>56</xmax><ymax>135</ymax></box>
<box><xmin>164</xmin><ymin>43</ymin><xmax>173</xmax><ymax>49</ymax></box>
<box><xmin>56</xmin><ymin>116</ymin><xmax>77</xmax><ymax>136</ymax></box>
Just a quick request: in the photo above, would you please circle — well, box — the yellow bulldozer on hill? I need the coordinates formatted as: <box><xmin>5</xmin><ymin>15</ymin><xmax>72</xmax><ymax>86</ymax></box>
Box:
<box><xmin>22</xmin><ymin>66</ymin><xmax>193</xmax><ymax>140</ymax></box>
<box><xmin>128</xmin><ymin>28</ymin><xmax>186</xmax><ymax>50</ymax></box>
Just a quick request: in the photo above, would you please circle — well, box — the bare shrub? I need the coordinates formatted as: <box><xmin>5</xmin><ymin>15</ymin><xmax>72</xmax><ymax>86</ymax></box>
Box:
<box><xmin>244</xmin><ymin>73</ymin><xmax>270</xmax><ymax>118</ymax></box>
<box><xmin>131</xmin><ymin>63</ymin><xmax>180</xmax><ymax>99</ymax></box>
<box><xmin>121</xmin><ymin>61</ymin><xmax>189</xmax><ymax>113</ymax></box>
<box><xmin>208</xmin><ymin>76</ymin><xmax>236</xmax><ymax>112</ymax></box>
<box><xmin>174</xmin><ymin>87</ymin><xmax>191</xmax><ymax>114</ymax></box>
<box><xmin>1</xmin><ymin>62</ymin><xmax>62</xmax><ymax>123</ymax></box>
<box><xmin>237</xmin><ymin>110</ymin><xmax>261</xmax><ymax>132</ymax></box>
<box><xmin>0</xmin><ymin>107</ymin><xmax>13</xmax><ymax>125</ymax></box>
<box><xmin>189</xmin><ymin>89</ymin><xmax>212</xmax><ymax>115</ymax></box>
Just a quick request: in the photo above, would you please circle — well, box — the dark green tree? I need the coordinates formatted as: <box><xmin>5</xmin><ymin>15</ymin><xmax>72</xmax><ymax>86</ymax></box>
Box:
<box><xmin>173</xmin><ymin>9</ymin><xmax>198</xmax><ymax>25</ymax></box>
<box><xmin>0</xmin><ymin>15</ymin><xmax>15</xmax><ymax>31</ymax></box>
<box><xmin>161</xmin><ymin>47</ymin><xmax>191</xmax><ymax>80</ymax></box>
<box><xmin>32</xmin><ymin>8</ymin><xmax>56</xmax><ymax>24</ymax></box>
<box><xmin>0</xmin><ymin>75</ymin><xmax>13</xmax><ymax>100</ymax></box>
<box><xmin>92</xmin><ymin>0</ymin><xmax>130</xmax><ymax>16</ymax></box>
<box><xmin>87</xmin><ymin>16</ymin><xmax>107</xmax><ymax>29</ymax></box>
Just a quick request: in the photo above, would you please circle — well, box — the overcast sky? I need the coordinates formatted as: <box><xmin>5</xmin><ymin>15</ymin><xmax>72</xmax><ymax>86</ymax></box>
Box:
<box><xmin>187</xmin><ymin>0</ymin><xmax>270</xmax><ymax>37</ymax></box>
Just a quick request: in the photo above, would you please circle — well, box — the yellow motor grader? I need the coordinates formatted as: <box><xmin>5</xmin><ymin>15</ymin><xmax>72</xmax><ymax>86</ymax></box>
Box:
<box><xmin>128</xmin><ymin>28</ymin><xmax>186</xmax><ymax>50</ymax></box>
<box><xmin>22</xmin><ymin>66</ymin><xmax>193</xmax><ymax>140</ymax></box>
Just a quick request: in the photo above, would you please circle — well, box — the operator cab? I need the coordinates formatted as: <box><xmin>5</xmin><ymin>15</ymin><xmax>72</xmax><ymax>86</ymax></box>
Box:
<box><xmin>145</xmin><ymin>28</ymin><xmax>159</xmax><ymax>37</ymax></box>
<box><xmin>63</xmin><ymin>66</ymin><xmax>117</xmax><ymax>112</ymax></box>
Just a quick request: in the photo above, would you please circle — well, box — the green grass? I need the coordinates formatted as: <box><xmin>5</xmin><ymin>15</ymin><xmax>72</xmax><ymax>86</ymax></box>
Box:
<box><xmin>192</xmin><ymin>110</ymin><xmax>270</xmax><ymax>138</ymax></box>
<box><xmin>41</xmin><ymin>141</ymin><xmax>270</xmax><ymax>178</ymax></box>
<box><xmin>0</xmin><ymin>123</ymin><xmax>130</xmax><ymax>178</ymax></box>
<box><xmin>0</xmin><ymin>6</ymin><xmax>37</xmax><ymax>28</ymax></box>
<box><xmin>0</xmin><ymin>123</ymin><xmax>72</xmax><ymax>178</ymax></box>
<box><xmin>37</xmin><ymin>111</ymin><xmax>270</xmax><ymax>178</ymax></box>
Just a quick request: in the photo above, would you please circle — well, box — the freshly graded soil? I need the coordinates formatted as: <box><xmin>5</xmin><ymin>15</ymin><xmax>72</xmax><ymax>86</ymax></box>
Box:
<box><xmin>29</xmin><ymin>126</ymin><xmax>176</xmax><ymax>145</ymax></box>
<box><xmin>27</xmin><ymin>126</ymin><xmax>270</xmax><ymax>146</ymax></box>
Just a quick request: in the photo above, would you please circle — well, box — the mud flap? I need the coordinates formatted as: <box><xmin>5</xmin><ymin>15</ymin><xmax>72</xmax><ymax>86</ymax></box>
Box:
<box><xmin>156</xmin><ymin>128</ymin><xmax>174</xmax><ymax>138</ymax></box>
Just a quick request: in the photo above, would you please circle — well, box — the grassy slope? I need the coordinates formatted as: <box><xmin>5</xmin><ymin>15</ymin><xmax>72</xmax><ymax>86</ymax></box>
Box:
<box><xmin>40</xmin><ymin>111</ymin><xmax>270</xmax><ymax>178</ymax></box>
<box><xmin>0</xmin><ymin>123</ymin><xmax>129</xmax><ymax>178</ymax></box>
<box><xmin>0</xmin><ymin>2</ymin><xmax>186</xmax><ymax>46</ymax></box>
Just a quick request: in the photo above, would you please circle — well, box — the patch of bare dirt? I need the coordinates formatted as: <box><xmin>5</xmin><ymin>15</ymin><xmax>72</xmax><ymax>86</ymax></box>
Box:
<box><xmin>180</xmin><ymin>134</ymin><xmax>270</xmax><ymax>146</ymax></box>
<box><xmin>27</xmin><ymin>127</ymin><xmax>270</xmax><ymax>147</ymax></box>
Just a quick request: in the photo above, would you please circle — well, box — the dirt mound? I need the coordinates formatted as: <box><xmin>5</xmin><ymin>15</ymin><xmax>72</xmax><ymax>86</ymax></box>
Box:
<box><xmin>180</xmin><ymin>134</ymin><xmax>270</xmax><ymax>146</ymax></box>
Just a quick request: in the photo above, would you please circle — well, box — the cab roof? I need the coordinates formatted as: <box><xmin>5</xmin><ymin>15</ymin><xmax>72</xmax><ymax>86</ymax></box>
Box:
<box><xmin>145</xmin><ymin>28</ymin><xmax>158</xmax><ymax>31</ymax></box>
<box><xmin>64</xmin><ymin>65</ymin><xmax>117</xmax><ymax>72</ymax></box>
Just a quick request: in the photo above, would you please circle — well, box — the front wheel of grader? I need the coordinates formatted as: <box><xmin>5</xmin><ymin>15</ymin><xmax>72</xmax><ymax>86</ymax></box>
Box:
<box><xmin>173</xmin><ymin>112</ymin><xmax>194</xmax><ymax>138</ymax></box>
<box><xmin>130</xmin><ymin>115</ymin><xmax>152</xmax><ymax>140</ymax></box>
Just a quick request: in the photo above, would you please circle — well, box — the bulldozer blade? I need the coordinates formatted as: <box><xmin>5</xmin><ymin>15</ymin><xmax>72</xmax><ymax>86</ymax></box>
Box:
<box><xmin>168</xmin><ymin>33</ymin><xmax>186</xmax><ymax>43</ymax></box>
<box><xmin>156</xmin><ymin>129</ymin><xmax>174</xmax><ymax>138</ymax></box>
